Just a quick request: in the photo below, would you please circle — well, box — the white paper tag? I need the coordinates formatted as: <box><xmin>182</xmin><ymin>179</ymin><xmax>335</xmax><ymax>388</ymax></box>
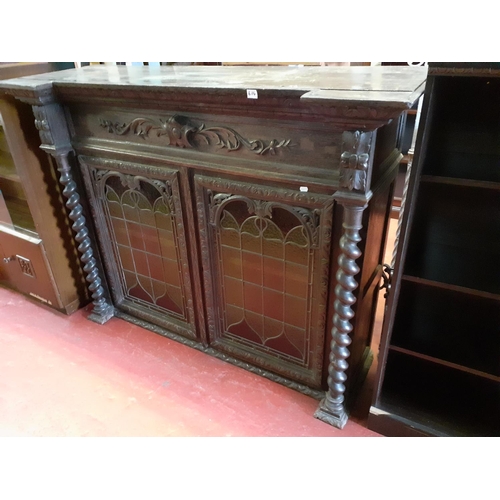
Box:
<box><xmin>299</xmin><ymin>186</ymin><xmax>308</xmax><ymax>192</ymax></box>
<box><xmin>247</xmin><ymin>89</ymin><xmax>258</xmax><ymax>99</ymax></box>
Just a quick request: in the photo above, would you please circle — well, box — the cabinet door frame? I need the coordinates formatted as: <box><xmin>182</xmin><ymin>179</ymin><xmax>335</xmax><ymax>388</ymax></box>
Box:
<box><xmin>78</xmin><ymin>155</ymin><xmax>198</xmax><ymax>341</ymax></box>
<box><xmin>195</xmin><ymin>174</ymin><xmax>334</xmax><ymax>389</ymax></box>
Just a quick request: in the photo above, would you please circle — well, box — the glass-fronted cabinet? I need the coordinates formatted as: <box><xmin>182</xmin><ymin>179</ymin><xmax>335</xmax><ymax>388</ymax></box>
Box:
<box><xmin>0</xmin><ymin>63</ymin><xmax>88</xmax><ymax>313</ymax></box>
<box><xmin>0</xmin><ymin>110</ymin><xmax>36</xmax><ymax>231</ymax></box>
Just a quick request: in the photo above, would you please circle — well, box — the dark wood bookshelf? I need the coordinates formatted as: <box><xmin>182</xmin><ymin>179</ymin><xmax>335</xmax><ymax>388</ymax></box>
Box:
<box><xmin>369</xmin><ymin>64</ymin><xmax>500</xmax><ymax>437</ymax></box>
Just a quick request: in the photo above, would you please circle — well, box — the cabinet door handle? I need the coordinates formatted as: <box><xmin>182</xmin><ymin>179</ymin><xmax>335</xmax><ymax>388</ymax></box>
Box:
<box><xmin>3</xmin><ymin>255</ymin><xmax>16</xmax><ymax>263</ymax></box>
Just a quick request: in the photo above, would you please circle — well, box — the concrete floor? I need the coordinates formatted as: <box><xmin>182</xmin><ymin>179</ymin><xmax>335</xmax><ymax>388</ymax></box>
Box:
<box><xmin>0</xmin><ymin>221</ymin><xmax>397</xmax><ymax>437</ymax></box>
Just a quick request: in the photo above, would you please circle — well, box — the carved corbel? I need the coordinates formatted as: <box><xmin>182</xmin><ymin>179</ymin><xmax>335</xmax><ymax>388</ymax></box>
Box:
<box><xmin>339</xmin><ymin>131</ymin><xmax>373</xmax><ymax>192</ymax></box>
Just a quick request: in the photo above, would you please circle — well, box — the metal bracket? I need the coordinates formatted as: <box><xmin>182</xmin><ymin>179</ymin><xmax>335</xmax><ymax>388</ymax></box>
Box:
<box><xmin>379</xmin><ymin>263</ymin><xmax>393</xmax><ymax>299</ymax></box>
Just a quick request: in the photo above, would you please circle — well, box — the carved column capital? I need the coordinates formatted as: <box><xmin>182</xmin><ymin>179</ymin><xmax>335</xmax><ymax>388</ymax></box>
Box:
<box><xmin>339</xmin><ymin>130</ymin><xmax>374</xmax><ymax>192</ymax></box>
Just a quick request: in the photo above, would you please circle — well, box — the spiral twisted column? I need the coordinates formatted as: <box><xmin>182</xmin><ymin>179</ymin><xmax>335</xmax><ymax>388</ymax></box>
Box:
<box><xmin>314</xmin><ymin>203</ymin><xmax>366</xmax><ymax>428</ymax></box>
<box><xmin>54</xmin><ymin>151</ymin><xmax>114</xmax><ymax>324</ymax></box>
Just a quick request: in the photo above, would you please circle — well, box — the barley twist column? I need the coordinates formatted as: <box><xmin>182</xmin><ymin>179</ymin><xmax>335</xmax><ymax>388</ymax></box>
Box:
<box><xmin>315</xmin><ymin>130</ymin><xmax>372</xmax><ymax>428</ymax></box>
<box><xmin>27</xmin><ymin>96</ymin><xmax>114</xmax><ymax>324</ymax></box>
<box><xmin>314</xmin><ymin>203</ymin><xmax>366</xmax><ymax>428</ymax></box>
<box><xmin>53</xmin><ymin>150</ymin><xmax>113</xmax><ymax>323</ymax></box>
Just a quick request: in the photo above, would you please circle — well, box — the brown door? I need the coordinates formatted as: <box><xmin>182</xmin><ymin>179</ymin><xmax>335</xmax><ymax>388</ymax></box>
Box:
<box><xmin>194</xmin><ymin>174</ymin><xmax>334</xmax><ymax>389</ymax></box>
<box><xmin>78</xmin><ymin>155</ymin><xmax>199</xmax><ymax>341</ymax></box>
<box><xmin>0</xmin><ymin>226</ymin><xmax>62</xmax><ymax>308</ymax></box>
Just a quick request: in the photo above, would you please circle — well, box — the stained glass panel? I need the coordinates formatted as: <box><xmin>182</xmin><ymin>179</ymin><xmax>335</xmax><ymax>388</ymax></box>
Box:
<box><xmin>102</xmin><ymin>173</ymin><xmax>186</xmax><ymax>319</ymax></box>
<box><xmin>217</xmin><ymin>200</ymin><xmax>314</xmax><ymax>363</ymax></box>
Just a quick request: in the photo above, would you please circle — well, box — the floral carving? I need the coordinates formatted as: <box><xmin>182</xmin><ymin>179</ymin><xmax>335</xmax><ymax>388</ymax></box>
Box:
<box><xmin>99</xmin><ymin>115</ymin><xmax>292</xmax><ymax>155</ymax></box>
<box><xmin>339</xmin><ymin>130</ymin><xmax>373</xmax><ymax>191</ymax></box>
<box><xmin>33</xmin><ymin>106</ymin><xmax>54</xmax><ymax>146</ymax></box>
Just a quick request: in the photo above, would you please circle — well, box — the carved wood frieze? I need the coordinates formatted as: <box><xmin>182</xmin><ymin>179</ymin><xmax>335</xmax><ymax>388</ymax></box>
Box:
<box><xmin>339</xmin><ymin>131</ymin><xmax>373</xmax><ymax>191</ymax></box>
<box><xmin>195</xmin><ymin>176</ymin><xmax>332</xmax><ymax>207</ymax></box>
<box><xmin>99</xmin><ymin>115</ymin><xmax>292</xmax><ymax>155</ymax></box>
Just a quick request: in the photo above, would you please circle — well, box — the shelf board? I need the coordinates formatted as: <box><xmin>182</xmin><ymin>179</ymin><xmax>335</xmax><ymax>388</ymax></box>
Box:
<box><xmin>388</xmin><ymin>345</ymin><xmax>500</xmax><ymax>383</ymax></box>
<box><xmin>0</xmin><ymin>152</ymin><xmax>19</xmax><ymax>183</ymax></box>
<box><xmin>380</xmin><ymin>350</ymin><xmax>500</xmax><ymax>436</ymax></box>
<box><xmin>420</xmin><ymin>174</ymin><xmax>500</xmax><ymax>191</ymax></box>
<box><xmin>401</xmin><ymin>275</ymin><xmax>500</xmax><ymax>301</ymax></box>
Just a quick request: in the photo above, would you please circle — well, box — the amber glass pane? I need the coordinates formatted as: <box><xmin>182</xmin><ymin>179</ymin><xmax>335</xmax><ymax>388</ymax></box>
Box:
<box><xmin>131</xmin><ymin>248</ymin><xmax>148</xmax><ymax>276</ymax></box>
<box><xmin>111</xmin><ymin>218</ymin><xmax>128</xmax><ymax>246</ymax></box>
<box><xmin>285</xmin><ymin>241</ymin><xmax>309</xmax><ymax>266</ymax></box>
<box><xmin>243</xmin><ymin>281</ymin><xmax>262</xmax><ymax>314</ymax></box>
<box><xmin>126</xmin><ymin>222</ymin><xmax>145</xmax><ymax>251</ymax></box>
<box><xmin>242</xmin><ymin>250</ymin><xmax>262</xmax><ymax>285</ymax></box>
<box><xmin>107</xmin><ymin>200</ymin><xmax>123</xmax><ymax>218</ymax></box>
<box><xmin>224</xmin><ymin>276</ymin><xmax>243</xmax><ymax>308</ymax></box>
<box><xmin>117</xmin><ymin>244</ymin><xmax>134</xmax><ymax>272</ymax></box>
<box><xmin>154</xmin><ymin>211</ymin><xmax>172</xmax><ymax>231</ymax></box>
<box><xmin>147</xmin><ymin>253</ymin><xmax>165</xmax><ymax>282</ymax></box>
<box><xmin>220</xmin><ymin>228</ymin><xmax>240</xmax><ymax>249</ymax></box>
<box><xmin>158</xmin><ymin>229</ymin><xmax>178</xmax><ymax>261</ymax></box>
<box><xmin>139</xmin><ymin>209</ymin><xmax>156</xmax><ymax>228</ymax></box>
<box><xmin>284</xmin><ymin>262</ymin><xmax>309</xmax><ymax>299</ymax></box>
<box><xmin>284</xmin><ymin>295</ymin><xmax>307</xmax><ymax>329</ymax></box>
<box><xmin>122</xmin><ymin>203</ymin><xmax>140</xmax><ymax>223</ymax></box>
<box><xmin>162</xmin><ymin>258</ymin><xmax>181</xmax><ymax>287</ymax></box>
<box><xmin>263</xmin><ymin>256</ymin><xmax>284</xmax><ymax>291</ymax></box>
<box><xmin>221</xmin><ymin>245</ymin><xmax>242</xmax><ymax>279</ymax></box>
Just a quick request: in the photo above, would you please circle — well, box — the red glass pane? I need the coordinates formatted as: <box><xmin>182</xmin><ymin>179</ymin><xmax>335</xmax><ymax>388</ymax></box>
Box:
<box><xmin>242</xmin><ymin>250</ymin><xmax>262</xmax><ymax>285</ymax></box>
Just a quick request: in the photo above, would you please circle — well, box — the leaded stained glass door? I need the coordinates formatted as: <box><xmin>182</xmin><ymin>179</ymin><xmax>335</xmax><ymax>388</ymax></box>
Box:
<box><xmin>195</xmin><ymin>175</ymin><xmax>334</xmax><ymax>389</ymax></box>
<box><xmin>79</xmin><ymin>156</ymin><xmax>198</xmax><ymax>340</ymax></box>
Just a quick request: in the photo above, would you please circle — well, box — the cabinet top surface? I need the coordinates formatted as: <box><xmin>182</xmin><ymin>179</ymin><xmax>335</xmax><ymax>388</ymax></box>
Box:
<box><xmin>0</xmin><ymin>65</ymin><xmax>427</xmax><ymax>108</ymax></box>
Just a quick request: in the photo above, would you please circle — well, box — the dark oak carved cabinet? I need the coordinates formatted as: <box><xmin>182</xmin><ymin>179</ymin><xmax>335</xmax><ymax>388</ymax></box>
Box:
<box><xmin>0</xmin><ymin>65</ymin><xmax>426</xmax><ymax>428</ymax></box>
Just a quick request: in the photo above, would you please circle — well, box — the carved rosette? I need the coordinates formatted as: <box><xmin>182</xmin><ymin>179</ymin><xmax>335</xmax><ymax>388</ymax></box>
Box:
<box><xmin>314</xmin><ymin>204</ymin><xmax>366</xmax><ymax>428</ymax></box>
<box><xmin>339</xmin><ymin>131</ymin><xmax>373</xmax><ymax>192</ymax></box>
<box><xmin>99</xmin><ymin>115</ymin><xmax>292</xmax><ymax>156</ymax></box>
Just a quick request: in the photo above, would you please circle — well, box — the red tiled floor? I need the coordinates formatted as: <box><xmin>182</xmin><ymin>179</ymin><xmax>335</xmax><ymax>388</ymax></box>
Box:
<box><xmin>0</xmin><ymin>221</ymin><xmax>397</xmax><ymax>437</ymax></box>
